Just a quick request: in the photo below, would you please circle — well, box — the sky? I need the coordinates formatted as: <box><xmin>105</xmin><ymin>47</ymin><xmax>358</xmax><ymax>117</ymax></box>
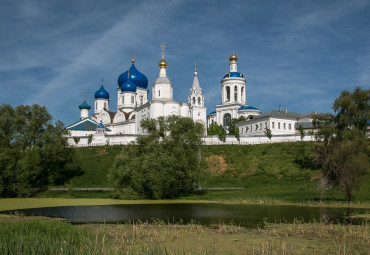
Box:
<box><xmin>0</xmin><ymin>0</ymin><xmax>369</xmax><ymax>125</ymax></box>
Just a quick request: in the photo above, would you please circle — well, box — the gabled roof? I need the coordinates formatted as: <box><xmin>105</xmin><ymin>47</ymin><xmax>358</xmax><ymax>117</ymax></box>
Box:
<box><xmin>66</xmin><ymin>118</ymin><xmax>111</xmax><ymax>131</ymax></box>
<box><xmin>257</xmin><ymin>110</ymin><xmax>315</xmax><ymax>120</ymax></box>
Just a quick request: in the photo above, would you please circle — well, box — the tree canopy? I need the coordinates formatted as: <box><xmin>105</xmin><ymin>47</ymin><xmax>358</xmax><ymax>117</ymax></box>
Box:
<box><xmin>108</xmin><ymin>116</ymin><xmax>204</xmax><ymax>199</ymax></box>
<box><xmin>313</xmin><ymin>87</ymin><xmax>369</xmax><ymax>202</ymax></box>
<box><xmin>0</xmin><ymin>104</ymin><xmax>82</xmax><ymax>197</ymax></box>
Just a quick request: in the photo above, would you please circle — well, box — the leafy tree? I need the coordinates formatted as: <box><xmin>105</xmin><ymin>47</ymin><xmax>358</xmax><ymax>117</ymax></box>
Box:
<box><xmin>0</xmin><ymin>104</ymin><xmax>82</xmax><ymax>197</ymax></box>
<box><xmin>265</xmin><ymin>128</ymin><xmax>272</xmax><ymax>140</ymax></box>
<box><xmin>109</xmin><ymin>116</ymin><xmax>204</xmax><ymax>199</ymax></box>
<box><xmin>87</xmin><ymin>134</ymin><xmax>93</xmax><ymax>145</ymax></box>
<box><xmin>313</xmin><ymin>87</ymin><xmax>369</xmax><ymax>202</ymax></box>
<box><xmin>207</xmin><ymin>123</ymin><xmax>226</xmax><ymax>142</ymax></box>
<box><xmin>73</xmin><ymin>136</ymin><xmax>80</xmax><ymax>145</ymax></box>
<box><xmin>298</xmin><ymin>125</ymin><xmax>305</xmax><ymax>140</ymax></box>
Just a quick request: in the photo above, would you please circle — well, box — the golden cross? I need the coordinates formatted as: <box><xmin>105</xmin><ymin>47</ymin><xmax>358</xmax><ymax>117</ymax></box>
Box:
<box><xmin>101</xmin><ymin>77</ymin><xmax>104</xmax><ymax>85</ymax></box>
<box><xmin>131</xmin><ymin>52</ymin><xmax>135</xmax><ymax>63</ymax></box>
<box><xmin>84</xmin><ymin>90</ymin><xmax>86</xmax><ymax>100</ymax></box>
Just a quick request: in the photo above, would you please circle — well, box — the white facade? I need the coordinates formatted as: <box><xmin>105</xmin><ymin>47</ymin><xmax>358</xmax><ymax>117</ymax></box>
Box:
<box><xmin>67</xmin><ymin>46</ymin><xmax>207</xmax><ymax>140</ymax></box>
<box><xmin>207</xmin><ymin>52</ymin><xmax>262</xmax><ymax>128</ymax></box>
<box><xmin>236</xmin><ymin>110</ymin><xmax>315</xmax><ymax>136</ymax></box>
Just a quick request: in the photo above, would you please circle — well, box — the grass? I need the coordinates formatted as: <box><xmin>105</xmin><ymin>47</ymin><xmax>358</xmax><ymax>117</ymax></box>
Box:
<box><xmin>0</xmin><ymin>198</ymin><xmax>214</xmax><ymax>211</ymax></box>
<box><xmin>1</xmin><ymin>214</ymin><xmax>369</xmax><ymax>254</ymax></box>
<box><xmin>40</xmin><ymin>142</ymin><xmax>370</xmax><ymax>205</ymax></box>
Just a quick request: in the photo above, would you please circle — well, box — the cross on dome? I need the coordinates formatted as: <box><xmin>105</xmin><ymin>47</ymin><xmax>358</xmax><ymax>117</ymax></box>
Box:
<box><xmin>160</xmin><ymin>42</ymin><xmax>167</xmax><ymax>59</ymax></box>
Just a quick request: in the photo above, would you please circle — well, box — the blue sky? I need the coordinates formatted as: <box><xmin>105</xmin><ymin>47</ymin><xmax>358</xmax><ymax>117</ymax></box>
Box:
<box><xmin>0</xmin><ymin>0</ymin><xmax>369</xmax><ymax>125</ymax></box>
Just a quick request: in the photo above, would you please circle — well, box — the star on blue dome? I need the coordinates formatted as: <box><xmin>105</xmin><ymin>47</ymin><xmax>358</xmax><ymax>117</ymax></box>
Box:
<box><xmin>94</xmin><ymin>85</ymin><xmax>109</xmax><ymax>99</ymax></box>
<box><xmin>223</xmin><ymin>72</ymin><xmax>244</xmax><ymax>79</ymax></box>
<box><xmin>121</xmin><ymin>78</ymin><xmax>137</xmax><ymax>93</ymax></box>
<box><xmin>118</xmin><ymin>63</ymin><xmax>148</xmax><ymax>89</ymax></box>
<box><xmin>97</xmin><ymin>120</ymin><xmax>105</xmax><ymax>129</ymax></box>
<box><xmin>79</xmin><ymin>100</ymin><xmax>91</xmax><ymax>109</ymax></box>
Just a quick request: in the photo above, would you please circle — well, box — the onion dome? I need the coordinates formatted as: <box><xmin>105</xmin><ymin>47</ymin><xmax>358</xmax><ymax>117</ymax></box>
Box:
<box><xmin>117</xmin><ymin>62</ymin><xmax>148</xmax><ymax>89</ymax></box>
<box><xmin>120</xmin><ymin>78</ymin><xmax>137</xmax><ymax>92</ymax></box>
<box><xmin>229</xmin><ymin>51</ymin><xmax>238</xmax><ymax>62</ymax></box>
<box><xmin>94</xmin><ymin>85</ymin><xmax>109</xmax><ymax>99</ymax></box>
<box><xmin>79</xmin><ymin>100</ymin><xmax>91</xmax><ymax>109</ymax></box>
<box><xmin>158</xmin><ymin>57</ymin><xmax>167</xmax><ymax>69</ymax></box>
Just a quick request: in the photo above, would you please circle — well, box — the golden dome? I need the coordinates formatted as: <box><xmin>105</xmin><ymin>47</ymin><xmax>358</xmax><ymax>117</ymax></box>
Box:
<box><xmin>158</xmin><ymin>58</ymin><xmax>167</xmax><ymax>69</ymax></box>
<box><xmin>229</xmin><ymin>51</ymin><xmax>238</xmax><ymax>62</ymax></box>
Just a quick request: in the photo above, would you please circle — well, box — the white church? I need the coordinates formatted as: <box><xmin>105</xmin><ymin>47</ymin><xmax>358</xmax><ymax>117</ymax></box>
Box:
<box><xmin>66</xmin><ymin>44</ymin><xmax>207</xmax><ymax>141</ymax></box>
<box><xmin>66</xmin><ymin>46</ymin><xmax>315</xmax><ymax>145</ymax></box>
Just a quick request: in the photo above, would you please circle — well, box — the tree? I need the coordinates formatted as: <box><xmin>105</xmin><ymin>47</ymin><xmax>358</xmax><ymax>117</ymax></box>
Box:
<box><xmin>0</xmin><ymin>104</ymin><xmax>82</xmax><ymax>197</ymax></box>
<box><xmin>73</xmin><ymin>136</ymin><xmax>80</xmax><ymax>145</ymax></box>
<box><xmin>207</xmin><ymin>123</ymin><xmax>226</xmax><ymax>142</ymax></box>
<box><xmin>313</xmin><ymin>87</ymin><xmax>369</xmax><ymax>202</ymax></box>
<box><xmin>87</xmin><ymin>134</ymin><xmax>93</xmax><ymax>145</ymax></box>
<box><xmin>265</xmin><ymin>128</ymin><xmax>272</xmax><ymax>140</ymax></box>
<box><xmin>298</xmin><ymin>125</ymin><xmax>305</xmax><ymax>140</ymax></box>
<box><xmin>108</xmin><ymin>116</ymin><xmax>204</xmax><ymax>199</ymax></box>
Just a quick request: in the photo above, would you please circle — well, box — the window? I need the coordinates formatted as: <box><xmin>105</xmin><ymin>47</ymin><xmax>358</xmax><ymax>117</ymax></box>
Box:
<box><xmin>265</xmin><ymin>122</ymin><xmax>267</xmax><ymax>129</ymax></box>
<box><xmin>234</xmin><ymin>85</ymin><xmax>238</xmax><ymax>101</ymax></box>
<box><xmin>122</xmin><ymin>96</ymin><xmax>124</xmax><ymax>104</ymax></box>
<box><xmin>158</xmin><ymin>90</ymin><xmax>160</xmax><ymax>97</ymax></box>
<box><xmin>198</xmin><ymin>112</ymin><xmax>200</xmax><ymax>116</ymax></box>
<box><xmin>198</xmin><ymin>97</ymin><xmax>201</xmax><ymax>105</ymax></box>
<box><xmin>104</xmin><ymin>102</ymin><xmax>107</xmax><ymax>109</ymax></box>
<box><xmin>278</xmin><ymin>122</ymin><xmax>280</xmax><ymax>129</ymax></box>
<box><xmin>193</xmin><ymin>97</ymin><xmax>195</xmax><ymax>105</ymax></box>
<box><xmin>131</xmin><ymin>96</ymin><xmax>134</xmax><ymax>104</ymax></box>
<box><xmin>223</xmin><ymin>113</ymin><xmax>231</xmax><ymax>126</ymax></box>
<box><xmin>226</xmin><ymin>86</ymin><xmax>230</xmax><ymax>102</ymax></box>
<box><xmin>140</xmin><ymin>95</ymin><xmax>143</xmax><ymax>105</ymax></box>
<box><xmin>272</xmin><ymin>122</ymin><xmax>275</xmax><ymax>129</ymax></box>
<box><xmin>289</xmin><ymin>124</ymin><xmax>292</xmax><ymax>130</ymax></box>
<box><xmin>260</xmin><ymin>123</ymin><xmax>262</xmax><ymax>130</ymax></box>
<box><xmin>283</xmin><ymin>123</ymin><xmax>286</xmax><ymax>130</ymax></box>
<box><xmin>95</xmin><ymin>102</ymin><xmax>97</xmax><ymax>110</ymax></box>
<box><xmin>241</xmin><ymin>87</ymin><xmax>244</xmax><ymax>101</ymax></box>
<box><xmin>241</xmin><ymin>127</ymin><xmax>243</xmax><ymax>133</ymax></box>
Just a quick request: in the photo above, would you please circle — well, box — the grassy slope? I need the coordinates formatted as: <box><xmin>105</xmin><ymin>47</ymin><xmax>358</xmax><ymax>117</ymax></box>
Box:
<box><xmin>50</xmin><ymin>142</ymin><xmax>369</xmax><ymax>203</ymax></box>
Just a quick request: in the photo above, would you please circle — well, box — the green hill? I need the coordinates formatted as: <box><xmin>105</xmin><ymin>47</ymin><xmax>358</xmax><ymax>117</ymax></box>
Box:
<box><xmin>45</xmin><ymin>142</ymin><xmax>369</xmax><ymax>203</ymax></box>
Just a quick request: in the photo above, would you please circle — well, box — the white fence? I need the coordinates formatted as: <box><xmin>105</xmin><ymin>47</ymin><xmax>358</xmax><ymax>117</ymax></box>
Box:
<box><xmin>68</xmin><ymin>134</ymin><xmax>316</xmax><ymax>147</ymax></box>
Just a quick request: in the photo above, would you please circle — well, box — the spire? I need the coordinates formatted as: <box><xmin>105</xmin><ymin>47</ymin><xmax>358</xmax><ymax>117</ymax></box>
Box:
<box><xmin>191</xmin><ymin>65</ymin><xmax>201</xmax><ymax>95</ymax></box>
<box><xmin>158</xmin><ymin>42</ymin><xmax>167</xmax><ymax>69</ymax></box>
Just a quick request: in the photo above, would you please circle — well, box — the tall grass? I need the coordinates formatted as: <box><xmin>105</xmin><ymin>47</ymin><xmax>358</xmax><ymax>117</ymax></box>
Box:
<box><xmin>1</xmin><ymin>215</ymin><xmax>369</xmax><ymax>254</ymax></box>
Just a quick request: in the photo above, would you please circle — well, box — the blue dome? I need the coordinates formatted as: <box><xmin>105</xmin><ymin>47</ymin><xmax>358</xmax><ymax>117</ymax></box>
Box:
<box><xmin>118</xmin><ymin>64</ymin><xmax>148</xmax><ymax>89</ymax></box>
<box><xmin>79</xmin><ymin>100</ymin><xmax>91</xmax><ymax>109</ymax></box>
<box><xmin>97</xmin><ymin>121</ymin><xmax>105</xmax><ymax>129</ymax></box>
<box><xmin>223</xmin><ymin>72</ymin><xmax>244</xmax><ymax>79</ymax></box>
<box><xmin>120</xmin><ymin>78</ymin><xmax>137</xmax><ymax>92</ymax></box>
<box><xmin>94</xmin><ymin>85</ymin><xmax>109</xmax><ymax>99</ymax></box>
<box><xmin>238</xmin><ymin>106</ymin><xmax>259</xmax><ymax>111</ymax></box>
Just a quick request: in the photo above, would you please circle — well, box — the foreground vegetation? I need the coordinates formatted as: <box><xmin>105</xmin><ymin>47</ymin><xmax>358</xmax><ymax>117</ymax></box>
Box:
<box><xmin>47</xmin><ymin>142</ymin><xmax>369</xmax><ymax>205</ymax></box>
<box><xmin>1</xmin><ymin>214</ymin><xmax>368</xmax><ymax>254</ymax></box>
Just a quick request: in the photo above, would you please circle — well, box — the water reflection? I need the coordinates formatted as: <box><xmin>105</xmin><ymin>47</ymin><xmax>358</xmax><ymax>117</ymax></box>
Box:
<box><xmin>1</xmin><ymin>203</ymin><xmax>363</xmax><ymax>228</ymax></box>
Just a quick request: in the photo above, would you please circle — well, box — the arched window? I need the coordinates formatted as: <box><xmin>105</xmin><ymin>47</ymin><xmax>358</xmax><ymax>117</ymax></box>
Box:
<box><xmin>140</xmin><ymin>95</ymin><xmax>143</xmax><ymax>105</ymax></box>
<box><xmin>158</xmin><ymin>90</ymin><xmax>160</xmax><ymax>97</ymax></box>
<box><xmin>223</xmin><ymin>113</ymin><xmax>231</xmax><ymax>126</ymax></box>
<box><xmin>234</xmin><ymin>86</ymin><xmax>238</xmax><ymax>101</ymax></box>
<box><xmin>241</xmin><ymin>87</ymin><xmax>244</xmax><ymax>101</ymax></box>
<box><xmin>192</xmin><ymin>97</ymin><xmax>195</xmax><ymax>105</ymax></box>
<box><xmin>198</xmin><ymin>97</ymin><xmax>201</xmax><ymax>105</ymax></box>
<box><xmin>226</xmin><ymin>86</ymin><xmax>230</xmax><ymax>102</ymax></box>
<box><xmin>121</xmin><ymin>96</ymin><xmax>124</xmax><ymax>104</ymax></box>
<box><xmin>131</xmin><ymin>96</ymin><xmax>134</xmax><ymax>104</ymax></box>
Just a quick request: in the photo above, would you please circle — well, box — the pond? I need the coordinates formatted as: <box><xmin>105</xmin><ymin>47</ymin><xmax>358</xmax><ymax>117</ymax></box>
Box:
<box><xmin>2</xmin><ymin>203</ymin><xmax>364</xmax><ymax>228</ymax></box>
